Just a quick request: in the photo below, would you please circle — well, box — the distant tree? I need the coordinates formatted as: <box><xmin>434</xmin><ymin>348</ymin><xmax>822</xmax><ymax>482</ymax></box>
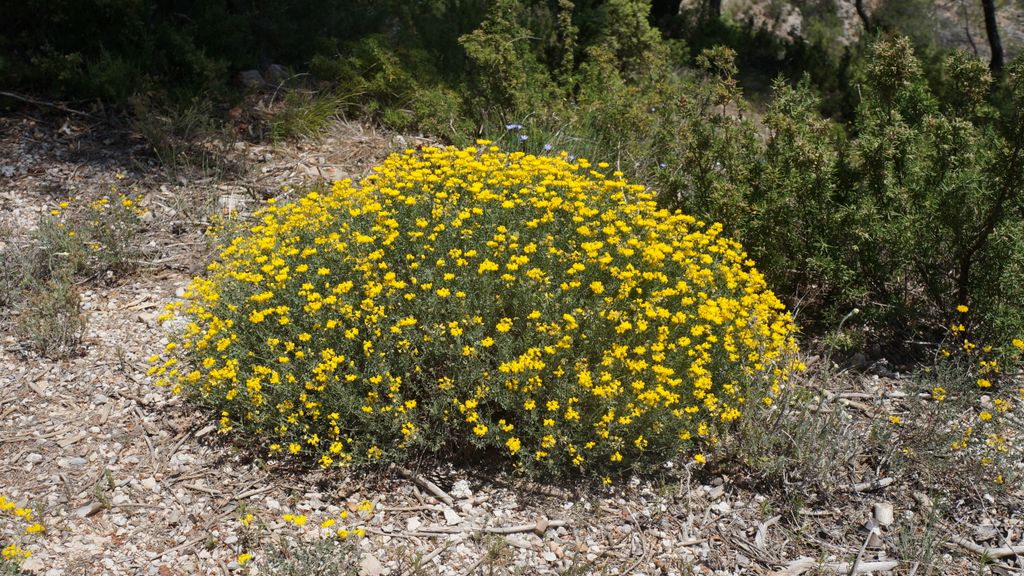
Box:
<box><xmin>981</xmin><ymin>0</ymin><xmax>1004</xmax><ymax>72</ymax></box>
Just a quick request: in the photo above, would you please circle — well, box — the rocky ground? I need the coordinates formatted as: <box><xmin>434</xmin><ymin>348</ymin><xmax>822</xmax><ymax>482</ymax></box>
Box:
<box><xmin>1</xmin><ymin>109</ymin><xmax>1022</xmax><ymax>576</ymax></box>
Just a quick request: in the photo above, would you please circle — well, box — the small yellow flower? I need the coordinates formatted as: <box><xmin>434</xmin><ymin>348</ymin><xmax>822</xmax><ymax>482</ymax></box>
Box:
<box><xmin>506</xmin><ymin>437</ymin><xmax>521</xmax><ymax>454</ymax></box>
<box><xmin>956</xmin><ymin>304</ymin><xmax>969</xmax><ymax>313</ymax></box>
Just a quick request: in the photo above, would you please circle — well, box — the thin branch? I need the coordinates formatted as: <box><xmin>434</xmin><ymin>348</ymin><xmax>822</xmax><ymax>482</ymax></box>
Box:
<box><xmin>0</xmin><ymin>91</ymin><xmax>91</xmax><ymax>117</ymax></box>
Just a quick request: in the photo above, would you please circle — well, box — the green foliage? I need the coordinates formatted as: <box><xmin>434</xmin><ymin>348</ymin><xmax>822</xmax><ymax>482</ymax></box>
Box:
<box><xmin>0</xmin><ymin>0</ymin><xmax>398</xmax><ymax>102</ymax></box>
<box><xmin>269</xmin><ymin>90</ymin><xmax>352</xmax><ymax>142</ymax></box>
<box><xmin>309</xmin><ymin>35</ymin><xmax>472</xmax><ymax>140</ymax></box>
<box><xmin>1</xmin><ymin>187</ymin><xmax>146</xmax><ymax>357</ymax></box>
<box><xmin>460</xmin><ymin>0</ymin><xmax>561</xmax><ymax>114</ymax></box>
<box><xmin>12</xmin><ymin>271</ymin><xmax>86</xmax><ymax>359</ymax></box>
<box><xmin>651</xmin><ymin>39</ymin><xmax>1024</xmax><ymax>346</ymax></box>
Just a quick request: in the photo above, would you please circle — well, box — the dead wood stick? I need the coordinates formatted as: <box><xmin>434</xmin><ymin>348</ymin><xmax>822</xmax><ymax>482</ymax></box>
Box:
<box><xmin>392</xmin><ymin>465</ymin><xmax>454</xmax><ymax>506</ymax></box>
<box><xmin>459</xmin><ymin>555</ymin><xmax>487</xmax><ymax>576</ymax></box>
<box><xmin>234</xmin><ymin>485</ymin><xmax>273</xmax><ymax>500</ymax></box>
<box><xmin>183</xmin><ymin>483</ymin><xmax>221</xmax><ymax>495</ymax></box>
<box><xmin>480</xmin><ymin>519</ymin><xmax>568</xmax><ymax>534</ymax></box>
<box><xmin>946</xmin><ymin>535</ymin><xmax>1024</xmax><ymax>559</ymax></box>
<box><xmin>519</xmin><ymin>481</ymin><xmax>572</xmax><ymax>499</ymax></box>
<box><xmin>0</xmin><ymin>91</ymin><xmax>91</xmax><ymax>116</ymax></box>
<box><xmin>399</xmin><ymin>543</ymin><xmax>448</xmax><ymax>576</ymax></box>
<box><xmin>847</xmin><ymin>477</ymin><xmax>894</xmax><ymax>493</ymax></box>
<box><xmin>411</xmin><ymin>519</ymin><xmax>569</xmax><ymax>536</ymax></box>
<box><xmin>782</xmin><ymin>558</ymin><xmax>898</xmax><ymax>574</ymax></box>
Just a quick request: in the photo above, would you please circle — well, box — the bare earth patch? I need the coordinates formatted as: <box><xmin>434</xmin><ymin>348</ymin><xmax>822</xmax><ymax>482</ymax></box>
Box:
<box><xmin>1</xmin><ymin>111</ymin><xmax>1022</xmax><ymax>576</ymax></box>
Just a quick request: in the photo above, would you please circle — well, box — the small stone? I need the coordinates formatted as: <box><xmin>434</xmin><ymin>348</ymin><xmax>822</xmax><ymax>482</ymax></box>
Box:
<box><xmin>358</xmin><ymin>553</ymin><xmax>384</xmax><ymax>576</ymax></box>
<box><xmin>26</xmin><ymin>453</ymin><xmax>43</xmax><ymax>464</ymax></box>
<box><xmin>406</xmin><ymin>516</ymin><xmax>422</xmax><ymax>532</ymax></box>
<box><xmin>443</xmin><ymin>508</ymin><xmax>463</xmax><ymax>526</ymax></box>
<box><xmin>506</xmin><ymin>536</ymin><xmax>532</xmax><ymax>550</ymax></box>
<box><xmin>141</xmin><ymin>476</ymin><xmax>159</xmax><ymax>492</ymax></box>
<box><xmin>542</xmin><ymin>551</ymin><xmax>557</xmax><ymax>562</ymax></box>
<box><xmin>76</xmin><ymin>502</ymin><xmax>104</xmax><ymax>517</ymax></box>
<box><xmin>451</xmin><ymin>479</ymin><xmax>472</xmax><ymax>499</ymax></box>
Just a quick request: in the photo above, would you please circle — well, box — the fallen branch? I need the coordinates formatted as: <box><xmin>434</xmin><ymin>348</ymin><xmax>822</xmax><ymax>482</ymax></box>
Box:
<box><xmin>392</xmin><ymin>465</ymin><xmax>454</xmax><ymax>506</ymax></box>
<box><xmin>778</xmin><ymin>557</ymin><xmax>898</xmax><ymax>575</ymax></box>
<box><xmin>0</xmin><ymin>91</ymin><xmax>91</xmax><ymax>117</ymax></box>
<box><xmin>847</xmin><ymin>477</ymin><xmax>894</xmax><ymax>493</ymax></box>
<box><xmin>519</xmin><ymin>481</ymin><xmax>572</xmax><ymax>500</ymax></box>
<box><xmin>482</xmin><ymin>519</ymin><xmax>568</xmax><ymax>535</ymax></box>
<box><xmin>411</xmin><ymin>519</ymin><xmax>569</xmax><ymax>536</ymax></box>
<box><xmin>946</xmin><ymin>535</ymin><xmax>1024</xmax><ymax>559</ymax></box>
<box><xmin>399</xmin><ymin>542</ymin><xmax>449</xmax><ymax>576</ymax></box>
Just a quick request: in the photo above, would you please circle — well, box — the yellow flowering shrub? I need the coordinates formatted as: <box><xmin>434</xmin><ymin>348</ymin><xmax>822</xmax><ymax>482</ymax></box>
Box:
<box><xmin>152</xmin><ymin>144</ymin><xmax>800</xmax><ymax>475</ymax></box>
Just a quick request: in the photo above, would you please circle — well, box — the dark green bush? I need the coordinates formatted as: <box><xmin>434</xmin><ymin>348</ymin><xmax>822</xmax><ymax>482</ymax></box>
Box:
<box><xmin>657</xmin><ymin>39</ymin><xmax>1024</xmax><ymax>347</ymax></box>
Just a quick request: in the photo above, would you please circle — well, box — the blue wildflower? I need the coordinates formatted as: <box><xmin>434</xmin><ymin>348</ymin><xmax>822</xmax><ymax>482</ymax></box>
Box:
<box><xmin>543</xmin><ymin>143</ymin><xmax>552</xmax><ymax>152</ymax></box>
<box><xmin>505</xmin><ymin>123</ymin><xmax>524</xmax><ymax>131</ymax></box>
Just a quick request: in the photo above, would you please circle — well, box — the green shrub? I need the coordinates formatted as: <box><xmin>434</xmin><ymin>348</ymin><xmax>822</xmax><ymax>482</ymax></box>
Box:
<box><xmin>653</xmin><ymin>40</ymin><xmax>1024</xmax><ymax>346</ymax></box>
<box><xmin>309</xmin><ymin>35</ymin><xmax>472</xmax><ymax>140</ymax></box>
<box><xmin>33</xmin><ymin>190</ymin><xmax>146</xmax><ymax>283</ymax></box>
<box><xmin>13</xmin><ymin>272</ymin><xmax>85</xmax><ymax>359</ymax></box>
<box><xmin>153</xmin><ymin>145</ymin><xmax>801</xmax><ymax>477</ymax></box>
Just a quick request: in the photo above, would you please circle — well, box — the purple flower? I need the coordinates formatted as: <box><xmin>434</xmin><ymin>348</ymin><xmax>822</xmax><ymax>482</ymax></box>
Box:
<box><xmin>543</xmin><ymin>143</ymin><xmax>552</xmax><ymax>152</ymax></box>
<box><xmin>568</xmin><ymin>155</ymin><xmax>576</xmax><ymax>162</ymax></box>
<box><xmin>505</xmin><ymin>123</ymin><xmax>523</xmax><ymax>131</ymax></box>
<box><xmin>519</xmin><ymin>134</ymin><xmax>528</xmax><ymax>142</ymax></box>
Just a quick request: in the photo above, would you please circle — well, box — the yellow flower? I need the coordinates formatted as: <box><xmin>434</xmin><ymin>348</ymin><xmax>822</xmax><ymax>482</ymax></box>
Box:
<box><xmin>956</xmin><ymin>304</ymin><xmax>969</xmax><ymax>313</ymax></box>
<box><xmin>506</xmin><ymin>437</ymin><xmax>521</xmax><ymax>454</ymax></box>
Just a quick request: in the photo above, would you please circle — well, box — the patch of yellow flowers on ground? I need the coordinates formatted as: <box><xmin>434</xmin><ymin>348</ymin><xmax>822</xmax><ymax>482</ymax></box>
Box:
<box><xmin>152</xmin><ymin>144</ymin><xmax>800</xmax><ymax>476</ymax></box>
<box><xmin>1</xmin><ymin>495</ymin><xmax>44</xmax><ymax>564</ymax></box>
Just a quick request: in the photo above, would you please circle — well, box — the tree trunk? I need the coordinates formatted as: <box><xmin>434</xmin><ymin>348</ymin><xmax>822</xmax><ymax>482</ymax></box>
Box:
<box><xmin>855</xmin><ymin>0</ymin><xmax>874</xmax><ymax>34</ymax></box>
<box><xmin>708</xmin><ymin>0</ymin><xmax>722</xmax><ymax>20</ymax></box>
<box><xmin>981</xmin><ymin>0</ymin><xmax>1004</xmax><ymax>72</ymax></box>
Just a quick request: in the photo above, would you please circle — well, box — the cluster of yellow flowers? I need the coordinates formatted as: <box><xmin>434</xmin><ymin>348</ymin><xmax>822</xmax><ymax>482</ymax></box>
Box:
<box><xmin>941</xmin><ymin>306</ymin><xmax>1024</xmax><ymax>483</ymax></box>
<box><xmin>232</xmin><ymin>501</ymin><xmax>372</xmax><ymax>567</ymax></box>
<box><xmin>152</xmin><ymin>144</ymin><xmax>801</xmax><ymax>475</ymax></box>
<box><xmin>1</xmin><ymin>495</ymin><xmax>44</xmax><ymax>564</ymax></box>
<box><xmin>44</xmin><ymin>187</ymin><xmax>147</xmax><ymax>265</ymax></box>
